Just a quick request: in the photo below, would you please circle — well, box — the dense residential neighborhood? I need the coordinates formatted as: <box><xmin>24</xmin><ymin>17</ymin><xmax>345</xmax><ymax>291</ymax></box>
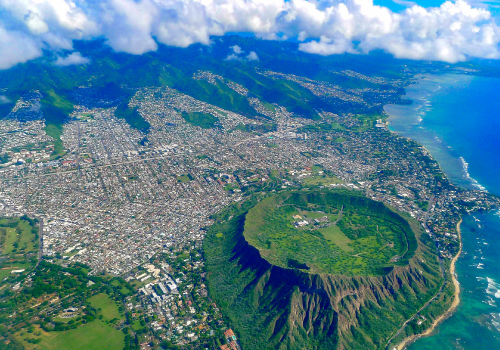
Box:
<box><xmin>0</xmin><ymin>68</ymin><xmax>498</xmax><ymax>349</ymax></box>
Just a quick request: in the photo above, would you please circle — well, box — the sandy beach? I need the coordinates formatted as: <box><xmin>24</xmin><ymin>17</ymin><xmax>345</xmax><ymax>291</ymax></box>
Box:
<box><xmin>395</xmin><ymin>218</ymin><xmax>463</xmax><ymax>350</ymax></box>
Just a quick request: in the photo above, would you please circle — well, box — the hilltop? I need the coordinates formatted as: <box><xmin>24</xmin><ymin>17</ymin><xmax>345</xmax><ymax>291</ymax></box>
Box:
<box><xmin>243</xmin><ymin>191</ymin><xmax>417</xmax><ymax>276</ymax></box>
<box><xmin>204</xmin><ymin>190</ymin><xmax>448</xmax><ymax>350</ymax></box>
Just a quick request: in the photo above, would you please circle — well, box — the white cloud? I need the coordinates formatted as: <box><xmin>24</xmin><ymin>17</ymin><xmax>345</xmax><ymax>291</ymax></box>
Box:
<box><xmin>55</xmin><ymin>52</ymin><xmax>90</xmax><ymax>66</ymax></box>
<box><xmin>299</xmin><ymin>35</ymin><xmax>356</xmax><ymax>55</ymax></box>
<box><xmin>224</xmin><ymin>53</ymin><xmax>242</xmax><ymax>61</ymax></box>
<box><xmin>246</xmin><ymin>51</ymin><xmax>260</xmax><ymax>60</ymax></box>
<box><xmin>225</xmin><ymin>46</ymin><xmax>259</xmax><ymax>61</ymax></box>
<box><xmin>0</xmin><ymin>95</ymin><xmax>11</xmax><ymax>104</ymax></box>
<box><xmin>0</xmin><ymin>0</ymin><xmax>499</xmax><ymax>68</ymax></box>
<box><xmin>231</xmin><ymin>45</ymin><xmax>243</xmax><ymax>54</ymax></box>
<box><xmin>0</xmin><ymin>24</ymin><xmax>42</xmax><ymax>69</ymax></box>
<box><xmin>280</xmin><ymin>0</ymin><xmax>500</xmax><ymax>63</ymax></box>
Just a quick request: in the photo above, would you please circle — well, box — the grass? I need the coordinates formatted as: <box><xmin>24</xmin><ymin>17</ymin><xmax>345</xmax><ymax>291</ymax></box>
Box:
<box><xmin>243</xmin><ymin>191</ymin><xmax>415</xmax><ymax>276</ymax></box>
<box><xmin>130</xmin><ymin>278</ymin><xmax>151</xmax><ymax>289</ymax></box>
<box><xmin>318</xmin><ymin>225</ymin><xmax>353</xmax><ymax>252</ymax></box>
<box><xmin>15</xmin><ymin>320</ymin><xmax>125</xmax><ymax>350</ymax></box>
<box><xmin>303</xmin><ymin>174</ymin><xmax>343</xmax><ymax>186</ymax></box>
<box><xmin>181</xmin><ymin>111</ymin><xmax>219</xmax><ymax>129</ymax></box>
<box><xmin>87</xmin><ymin>293</ymin><xmax>123</xmax><ymax>322</ymax></box>
<box><xmin>119</xmin><ymin>286</ymin><xmax>132</xmax><ymax>295</ymax></box>
<box><xmin>353</xmin><ymin>114</ymin><xmax>382</xmax><ymax>132</ymax></box>
<box><xmin>176</xmin><ymin>174</ymin><xmax>193</xmax><ymax>183</ymax></box>
<box><xmin>63</xmin><ymin>249</ymin><xmax>79</xmax><ymax>258</ymax></box>
<box><xmin>131</xmin><ymin>320</ymin><xmax>146</xmax><ymax>332</ymax></box>
<box><xmin>0</xmin><ymin>218</ymin><xmax>37</xmax><ymax>257</ymax></box>
<box><xmin>0</xmin><ymin>262</ymin><xmax>31</xmax><ymax>280</ymax></box>
<box><xmin>0</xmin><ymin>217</ymin><xmax>38</xmax><ymax>283</ymax></box>
<box><xmin>44</xmin><ymin>124</ymin><xmax>66</xmax><ymax>159</ymax></box>
<box><xmin>300</xmin><ymin>122</ymin><xmax>345</xmax><ymax>133</ymax></box>
<box><xmin>53</xmin><ymin>315</ymin><xmax>79</xmax><ymax>324</ymax></box>
<box><xmin>261</xmin><ymin>101</ymin><xmax>276</xmax><ymax>112</ymax></box>
<box><xmin>297</xmin><ymin>210</ymin><xmax>338</xmax><ymax>221</ymax></box>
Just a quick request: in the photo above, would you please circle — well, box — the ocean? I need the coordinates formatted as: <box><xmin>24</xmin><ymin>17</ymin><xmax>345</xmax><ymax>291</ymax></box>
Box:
<box><xmin>384</xmin><ymin>74</ymin><xmax>500</xmax><ymax>349</ymax></box>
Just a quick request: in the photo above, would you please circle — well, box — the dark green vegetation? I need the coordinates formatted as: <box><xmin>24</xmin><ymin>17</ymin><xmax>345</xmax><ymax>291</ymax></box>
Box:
<box><xmin>244</xmin><ymin>191</ymin><xmax>416</xmax><ymax>276</ymax></box>
<box><xmin>0</xmin><ymin>260</ymin><xmax>145</xmax><ymax>350</ymax></box>
<box><xmin>44</xmin><ymin>124</ymin><xmax>65</xmax><ymax>159</ymax></box>
<box><xmin>0</xmin><ymin>216</ymin><xmax>39</xmax><ymax>281</ymax></box>
<box><xmin>205</xmin><ymin>190</ymin><xmax>446</xmax><ymax>350</ymax></box>
<box><xmin>0</xmin><ymin>36</ymin><xmax>415</xmax><ymax>139</ymax></box>
<box><xmin>174</xmin><ymin>79</ymin><xmax>256</xmax><ymax>118</ymax></box>
<box><xmin>181</xmin><ymin>111</ymin><xmax>219</xmax><ymax>129</ymax></box>
<box><xmin>115</xmin><ymin>102</ymin><xmax>150</xmax><ymax>133</ymax></box>
<box><xmin>176</xmin><ymin>173</ymin><xmax>194</xmax><ymax>182</ymax></box>
<box><xmin>234</xmin><ymin>122</ymin><xmax>277</xmax><ymax>134</ymax></box>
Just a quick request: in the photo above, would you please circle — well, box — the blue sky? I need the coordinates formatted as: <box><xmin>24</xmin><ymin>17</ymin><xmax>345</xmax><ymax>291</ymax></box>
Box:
<box><xmin>377</xmin><ymin>0</ymin><xmax>500</xmax><ymax>16</ymax></box>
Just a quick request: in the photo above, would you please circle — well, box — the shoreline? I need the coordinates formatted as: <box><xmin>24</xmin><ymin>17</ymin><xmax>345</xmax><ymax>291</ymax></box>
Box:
<box><xmin>395</xmin><ymin>217</ymin><xmax>463</xmax><ymax>350</ymax></box>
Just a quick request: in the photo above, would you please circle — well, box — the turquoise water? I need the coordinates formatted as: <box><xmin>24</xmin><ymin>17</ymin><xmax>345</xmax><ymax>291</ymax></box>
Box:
<box><xmin>384</xmin><ymin>74</ymin><xmax>500</xmax><ymax>349</ymax></box>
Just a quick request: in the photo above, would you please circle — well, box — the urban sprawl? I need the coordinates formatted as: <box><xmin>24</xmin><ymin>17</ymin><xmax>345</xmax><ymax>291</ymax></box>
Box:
<box><xmin>0</xmin><ymin>69</ymin><xmax>497</xmax><ymax>348</ymax></box>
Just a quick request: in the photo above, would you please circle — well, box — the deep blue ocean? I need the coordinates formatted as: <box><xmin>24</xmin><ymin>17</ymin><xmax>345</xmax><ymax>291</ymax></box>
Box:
<box><xmin>384</xmin><ymin>74</ymin><xmax>500</xmax><ymax>349</ymax></box>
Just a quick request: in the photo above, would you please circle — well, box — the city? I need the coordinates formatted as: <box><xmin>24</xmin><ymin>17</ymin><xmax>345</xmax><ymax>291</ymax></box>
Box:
<box><xmin>0</xmin><ymin>69</ymin><xmax>498</xmax><ymax>349</ymax></box>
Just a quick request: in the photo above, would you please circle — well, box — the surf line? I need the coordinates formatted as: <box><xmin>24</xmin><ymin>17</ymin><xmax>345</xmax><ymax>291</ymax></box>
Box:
<box><xmin>395</xmin><ymin>217</ymin><xmax>463</xmax><ymax>350</ymax></box>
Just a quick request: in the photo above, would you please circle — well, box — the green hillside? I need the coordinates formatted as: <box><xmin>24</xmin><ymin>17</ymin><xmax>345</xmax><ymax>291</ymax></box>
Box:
<box><xmin>0</xmin><ymin>36</ymin><xmax>412</xmax><ymax>132</ymax></box>
<box><xmin>204</xmin><ymin>190</ymin><xmax>445</xmax><ymax>350</ymax></box>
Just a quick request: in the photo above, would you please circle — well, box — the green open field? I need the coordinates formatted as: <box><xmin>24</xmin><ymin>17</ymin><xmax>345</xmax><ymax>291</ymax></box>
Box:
<box><xmin>261</xmin><ymin>101</ymin><xmax>276</xmax><ymax>112</ymax></box>
<box><xmin>243</xmin><ymin>191</ymin><xmax>417</xmax><ymax>276</ymax></box>
<box><xmin>15</xmin><ymin>320</ymin><xmax>125</xmax><ymax>350</ymax></box>
<box><xmin>318</xmin><ymin>225</ymin><xmax>353</xmax><ymax>252</ymax></box>
<box><xmin>0</xmin><ymin>218</ymin><xmax>37</xmax><ymax>256</ymax></box>
<box><xmin>0</xmin><ymin>261</ymin><xmax>31</xmax><ymax>280</ymax></box>
<box><xmin>181</xmin><ymin>111</ymin><xmax>219</xmax><ymax>129</ymax></box>
<box><xmin>176</xmin><ymin>173</ymin><xmax>193</xmax><ymax>183</ymax></box>
<box><xmin>296</xmin><ymin>210</ymin><xmax>338</xmax><ymax>221</ymax></box>
<box><xmin>131</xmin><ymin>320</ymin><xmax>147</xmax><ymax>332</ymax></box>
<box><xmin>0</xmin><ymin>217</ymin><xmax>39</xmax><ymax>281</ymax></box>
<box><xmin>53</xmin><ymin>315</ymin><xmax>79</xmax><ymax>324</ymax></box>
<box><xmin>88</xmin><ymin>293</ymin><xmax>123</xmax><ymax>322</ymax></box>
<box><xmin>301</xmin><ymin>166</ymin><xmax>343</xmax><ymax>187</ymax></box>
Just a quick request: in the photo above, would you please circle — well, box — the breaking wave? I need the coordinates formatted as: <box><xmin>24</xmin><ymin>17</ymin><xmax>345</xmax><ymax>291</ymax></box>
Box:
<box><xmin>460</xmin><ymin>156</ymin><xmax>486</xmax><ymax>191</ymax></box>
<box><xmin>486</xmin><ymin>277</ymin><xmax>500</xmax><ymax>299</ymax></box>
<box><xmin>490</xmin><ymin>313</ymin><xmax>500</xmax><ymax>333</ymax></box>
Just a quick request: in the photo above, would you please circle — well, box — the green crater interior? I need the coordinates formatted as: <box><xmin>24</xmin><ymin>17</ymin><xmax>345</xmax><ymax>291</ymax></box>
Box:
<box><xmin>243</xmin><ymin>191</ymin><xmax>417</xmax><ymax>276</ymax></box>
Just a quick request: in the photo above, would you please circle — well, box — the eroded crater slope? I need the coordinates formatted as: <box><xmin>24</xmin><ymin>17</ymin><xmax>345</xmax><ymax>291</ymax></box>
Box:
<box><xmin>205</xmin><ymin>190</ymin><xmax>446</xmax><ymax>350</ymax></box>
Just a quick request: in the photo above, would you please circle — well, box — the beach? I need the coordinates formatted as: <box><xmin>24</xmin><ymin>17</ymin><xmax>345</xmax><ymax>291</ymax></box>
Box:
<box><xmin>384</xmin><ymin>73</ymin><xmax>500</xmax><ymax>349</ymax></box>
<box><xmin>394</xmin><ymin>220</ymin><xmax>463</xmax><ymax>350</ymax></box>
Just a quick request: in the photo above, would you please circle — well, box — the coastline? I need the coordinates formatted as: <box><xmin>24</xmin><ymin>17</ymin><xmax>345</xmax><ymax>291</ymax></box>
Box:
<box><xmin>395</xmin><ymin>217</ymin><xmax>463</xmax><ymax>350</ymax></box>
